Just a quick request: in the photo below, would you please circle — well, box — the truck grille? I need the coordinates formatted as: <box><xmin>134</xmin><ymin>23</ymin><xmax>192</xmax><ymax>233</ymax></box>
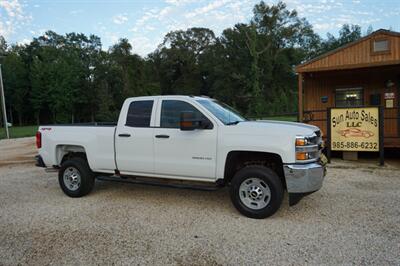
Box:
<box><xmin>308</xmin><ymin>131</ymin><xmax>323</xmax><ymax>150</ymax></box>
<box><xmin>315</xmin><ymin>131</ymin><xmax>323</xmax><ymax>150</ymax></box>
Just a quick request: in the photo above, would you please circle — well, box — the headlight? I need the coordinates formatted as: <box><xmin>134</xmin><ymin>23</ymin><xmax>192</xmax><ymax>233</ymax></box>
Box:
<box><xmin>295</xmin><ymin>135</ymin><xmax>319</xmax><ymax>162</ymax></box>
<box><xmin>295</xmin><ymin>137</ymin><xmax>309</xmax><ymax>146</ymax></box>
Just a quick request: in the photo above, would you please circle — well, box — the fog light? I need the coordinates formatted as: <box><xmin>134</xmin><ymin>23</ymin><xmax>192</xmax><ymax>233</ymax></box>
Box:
<box><xmin>296</xmin><ymin>152</ymin><xmax>308</xmax><ymax>160</ymax></box>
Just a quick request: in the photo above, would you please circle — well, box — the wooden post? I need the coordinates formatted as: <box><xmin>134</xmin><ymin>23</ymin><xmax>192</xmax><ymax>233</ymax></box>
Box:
<box><xmin>327</xmin><ymin>108</ymin><xmax>331</xmax><ymax>163</ymax></box>
<box><xmin>379</xmin><ymin>106</ymin><xmax>384</xmax><ymax>166</ymax></box>
<box><xmin>298</xmin><ymin>73</ymin><xmax>303</xmax><ymax>122</ymax></box>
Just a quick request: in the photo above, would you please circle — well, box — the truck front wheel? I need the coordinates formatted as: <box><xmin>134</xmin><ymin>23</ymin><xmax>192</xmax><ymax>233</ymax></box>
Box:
<box><xmin>230</xmin><ymin>166</ymin><xmax>283</xmax><ymax>219</ymax></box>
<box><xmin>58</xmin><ymin>157</ymin><xmax>95</xmax><ymax>197</ymax></box>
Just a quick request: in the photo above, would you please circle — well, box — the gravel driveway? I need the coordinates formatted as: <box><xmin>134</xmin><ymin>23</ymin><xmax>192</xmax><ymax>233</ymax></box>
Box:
<box><xmin>0</xmin><ymin>137</ymin><xmax>399</xmax><ymax>265</ymax></box>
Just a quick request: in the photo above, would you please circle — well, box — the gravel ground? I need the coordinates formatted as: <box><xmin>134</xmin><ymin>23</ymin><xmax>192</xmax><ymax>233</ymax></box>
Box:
<box><xmin>0</xmin><ymin>137</ymin><xmax>399</xmax><ymax>265</ymax></box>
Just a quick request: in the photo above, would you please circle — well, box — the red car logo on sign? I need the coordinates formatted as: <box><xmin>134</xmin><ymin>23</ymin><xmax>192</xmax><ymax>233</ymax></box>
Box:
<box><xmin>337</xmin><ymin>128</ymin><xmax>374</xmax><ymax>138</ymax></box>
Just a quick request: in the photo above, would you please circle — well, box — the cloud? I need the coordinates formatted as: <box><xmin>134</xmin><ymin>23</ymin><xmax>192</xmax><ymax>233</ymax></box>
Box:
<box><xmin>158</xmin><ymin>6</ymin><xmax>173</xmax><ymax>19</ymax></box>
<box><xmin>145</xmin><ymin>25</ymin><xmax>156</xmax><ymax>31</ymax></box>
<box><xmin>100</xmin><ymin>30</ymin><xmax>120</xmax><ymax>46</ymax></box>
<box><xmin>0</xmin><ymin>0</ymin><xmax>31</xmax><ymax>38</ymax></box>
<box><xmin>281</xmin><ymin>0</ymin><xmax>388</xmax><ymax>34</ymax></box>
<box><xmin>314</xmin><ymin>22</ymin><xmax>339</xmax><ymax>31</ymax></box>
<box><xmin>70</xmin><ymin>9</ymin><xmax>84</xmax><ymax>15</ymax></box>
<box><xmin>130</xmin><ymin>36</ymin><xmax>160</xmax><ymax>56</ymax></box>
<box><xmin>17</xmin><ymin>38</ymin><xmax>30</xmax><ymax>45</ymax></box>
<box><xmin>185</xmin><ymin>0</ymin><xmax>232</xmax><ymax>18</ymax></box>
<box><xmin>107</xmin><ymin>33</ymin><xmax>119</xmax><ymax>44</ymax></box>
<box><xmin>125</xmin><ymin>0</ymin><xmax>256</xmax><ymax>56</ymax></box>
<box><xmin>0</xmin><ymin>0</ymin><xmax>23</xmax><ymax>18</ymax></box>
<box><xmin>28</xmin><ymin>28</ymin><xmax>46</xmax><ymax>36</ymax></box>
<box><xmin>113</xmin><ymin>14</ymin><xmax>128</xmax><ymax>25</ymax></box>
<box><xmin>164</xmin><ymin>0</ymin><xmax>199</xmax><ymax>6</ymax></box>
<box><xmin>129</xmin><ymin>8</ymin><xmax>161</xmax><ymax>31</ymax></box>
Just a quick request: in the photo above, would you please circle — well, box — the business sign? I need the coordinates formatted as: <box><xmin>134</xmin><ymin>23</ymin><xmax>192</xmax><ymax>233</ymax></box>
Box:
<box><xmin>329</xmin><ymin>107</ymin><xmax>380</xmax><ymax>152</ymax></box>
<box><xmin>384</xmin><ymin>92</ymin><xmax>395</xmax><ymax>99</ymax></box>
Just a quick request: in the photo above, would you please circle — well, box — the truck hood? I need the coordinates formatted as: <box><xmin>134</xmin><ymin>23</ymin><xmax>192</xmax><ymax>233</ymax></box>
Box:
<box><xmin>227</xmin><ymin>120</ymin><xmax>319</xmax><ymax>137</ymax></box>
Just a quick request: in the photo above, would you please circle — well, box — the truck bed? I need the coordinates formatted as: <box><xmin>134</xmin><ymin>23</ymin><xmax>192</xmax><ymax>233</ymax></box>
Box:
<box><xmin>38</xmin><ymin>124</ymin><xmax>117</xmax><ymax>173</ymax></box>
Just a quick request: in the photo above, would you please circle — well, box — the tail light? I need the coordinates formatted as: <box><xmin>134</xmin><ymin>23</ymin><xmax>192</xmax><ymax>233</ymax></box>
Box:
<box><xmin>36</xmin><ymin>131</ymin><xmax>42</xmax><ymax>149</ymax></box>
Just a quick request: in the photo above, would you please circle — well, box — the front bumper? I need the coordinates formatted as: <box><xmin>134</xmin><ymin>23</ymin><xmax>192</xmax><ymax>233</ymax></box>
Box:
<box><xmin>283</xmin><ymin>162</ymin><xmax>326</xmax><ymax>194</ymax></box>
<box><xmin>284</xmin><ymin>161</ymin><xmax>326</xmax><ymax>206</ymax></box>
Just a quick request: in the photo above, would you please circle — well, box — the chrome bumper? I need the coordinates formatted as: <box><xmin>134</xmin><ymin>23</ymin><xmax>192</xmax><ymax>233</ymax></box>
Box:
<box><xmin>283</xmin><ymin>162</ymin><xmax>326</xmax><ymax>193</ymax></box>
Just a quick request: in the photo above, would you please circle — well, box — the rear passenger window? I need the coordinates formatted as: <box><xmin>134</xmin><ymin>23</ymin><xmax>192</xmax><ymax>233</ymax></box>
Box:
<box><xmin>126</xmin><ymin>100</ymin><xmax>153</xmax><ymax>127</ymax></box>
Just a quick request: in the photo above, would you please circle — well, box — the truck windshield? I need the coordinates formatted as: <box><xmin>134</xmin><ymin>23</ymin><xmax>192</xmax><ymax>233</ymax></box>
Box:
<box><xmin>196</xmin><ymin>99</ymin><xmax>246</xmax><ymax>125</ymax></box>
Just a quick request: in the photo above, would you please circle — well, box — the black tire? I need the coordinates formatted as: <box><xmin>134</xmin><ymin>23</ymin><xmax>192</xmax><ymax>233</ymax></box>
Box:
<box><xmin>58</xmin><ymin>157</ymin><xmax>95</xmax><ymax>197</ymax></box>
<box><xmin>230</xmin><ymin>165</ymin><xmax>284</xmax><ymax>219</ymax></box>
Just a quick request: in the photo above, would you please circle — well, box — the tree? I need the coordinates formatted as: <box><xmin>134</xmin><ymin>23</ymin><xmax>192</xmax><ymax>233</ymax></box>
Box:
<box><xmin>0</xmin><ymin>36</ymin><xmax>7</xmax><ymax>55</ymax></box>
<box><xmin>208</xmin><ymin>1</ymin><xmax>320</xmax><ymax>116</ymax></box>
<box><xmin>0</xmin><ymin>1</ymin><xmax>369</xmax><ymax>125</ymax></box>
<box><xmin>154</xmin><ymin>27</ymin><xmax>216</xmax><ymax>95</ymax></box>
<box><xmin>110</xmin><ymin>39</ymin><xmax>133</xmax><ymax>99</ymax></box>
<box><xmin>244</xmin><ymin>24</ymin><xmax>268</xmax><ymax>116</ymax></box>
<box><xmin>318</xmin><ymin>24</ymin><xmax>362</xmax><ymax>55</ymax></box>
<box><xmin>30</xmin><ymin>32</ymin><xmax>84</xmax><ymax>123</ymax></box>
<box><xmin>30</xmin><ymin>55</ymin><xmax>49</xmax><ymax>124</ymax></box>
<box><xmin>2</xmin><ymin>47</ymin><xmax>29</xmax><ymax>125</ymax></box>
<box><xmin>253</xmin><ymin>2</ymin><xmax>321</xmax><ymax>115</ymax></box>
<box><xmin>91</xmin><ymin>50</ymin><xmax>122</xmax><ymax>122</ymax></box>
<box><xmin>209</xmin><ymin>24</ymin><xmax>253</xmax><ymax>113</ymax></box>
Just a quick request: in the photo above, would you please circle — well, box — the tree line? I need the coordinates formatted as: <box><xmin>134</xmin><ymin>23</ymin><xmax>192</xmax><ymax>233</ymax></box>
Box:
<box><xmin>0</xmin><ymin>1</ymin><xmax>367</xmax><ymax>126</ymax></box>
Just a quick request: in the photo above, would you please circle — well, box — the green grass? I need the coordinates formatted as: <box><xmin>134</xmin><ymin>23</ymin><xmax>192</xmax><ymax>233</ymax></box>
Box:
<box><xmin>262</xmin><ymin>115</ymin><xmax>298</xmax><ymax>122</ymax></box>
<box><xmin>0</xmin><ymin>125</ymin><xmax>38</xmax><ymax>140</ymax></box>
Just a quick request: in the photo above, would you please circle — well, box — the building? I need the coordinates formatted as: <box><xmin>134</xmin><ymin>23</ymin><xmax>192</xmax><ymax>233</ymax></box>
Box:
<box><xmin>296</xmin><ymin>29</ymin><xmax>400</xmax><ymax>148</ymax></box>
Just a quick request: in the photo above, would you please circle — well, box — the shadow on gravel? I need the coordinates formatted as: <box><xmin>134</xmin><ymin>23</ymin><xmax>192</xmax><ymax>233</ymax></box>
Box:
<box><xmin>91</xmin><ymin>178</ymin><xmax>300</xmax><ymax>219</ymax></box>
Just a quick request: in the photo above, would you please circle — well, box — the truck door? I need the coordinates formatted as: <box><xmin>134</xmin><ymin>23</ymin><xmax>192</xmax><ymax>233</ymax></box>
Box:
<box><xmin>153</xmin><ymin>99</ymin><xmax>217</xmax><ymax>180</ymax></box>
<box><xmin>115</xmin><ymin>99</ymin><xmax>156</xmax><ymax>175</ymax></box>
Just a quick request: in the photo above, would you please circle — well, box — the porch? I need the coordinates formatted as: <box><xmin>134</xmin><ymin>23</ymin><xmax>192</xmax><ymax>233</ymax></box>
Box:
<box><xmin>300</xmin><ymin>64</ymin><xmax>400</xmax><ymax>148</ymax></box>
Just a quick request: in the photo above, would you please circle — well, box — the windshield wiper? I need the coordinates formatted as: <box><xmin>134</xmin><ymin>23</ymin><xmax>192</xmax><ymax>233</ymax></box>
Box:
<box><xmin>226</xmin><ymin>121</ymin><xmax>241</xmax><ymax>125</ymax></box>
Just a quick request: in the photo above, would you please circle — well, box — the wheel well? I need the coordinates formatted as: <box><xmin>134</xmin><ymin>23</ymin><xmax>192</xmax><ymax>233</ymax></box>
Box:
<box><xmin>61</xmin><ymin>152</ymin><xmax>87</xmax><ymax>165</ymax></box>
<box><xmin>56</xmin><ymin>145</ymin><xmax>87</xmax><ymax>166</ymax></box>
<box><xmin>223</xmin><ymin>151</ymin><xmax>285</xmax><ymax>188</ymax></box>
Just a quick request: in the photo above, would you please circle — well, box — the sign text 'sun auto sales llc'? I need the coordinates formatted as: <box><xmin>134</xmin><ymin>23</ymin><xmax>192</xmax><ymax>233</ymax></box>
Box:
<box><xmin>330</xmin><ymin>107</ymin><xmax>379</xmax><ymax>151</ymax></box>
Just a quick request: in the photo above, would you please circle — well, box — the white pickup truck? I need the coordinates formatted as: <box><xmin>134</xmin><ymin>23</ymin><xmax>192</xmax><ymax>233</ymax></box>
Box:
<box><xmin>36</xmin><ymin>95</ymin><xmax>326</xmax><ymax>218</ymax></box>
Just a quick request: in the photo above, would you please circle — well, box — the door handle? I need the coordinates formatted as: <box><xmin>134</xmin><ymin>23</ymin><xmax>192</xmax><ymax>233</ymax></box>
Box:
<box><xmin>118</xmin><ymin>133</ymin><xmax>131</xmax><ymax>137</ymax></box>
<box><xmin>155</xmin><ymin>134</ymin><xmax>170</xmax><ymax>139</ymax></box>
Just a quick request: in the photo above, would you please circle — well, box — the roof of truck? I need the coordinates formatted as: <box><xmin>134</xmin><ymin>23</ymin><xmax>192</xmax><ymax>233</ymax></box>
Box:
<box><xmin>126</xmin><ymin>95</ymin><xmax>213</xmax><ymax>100</ymax></box>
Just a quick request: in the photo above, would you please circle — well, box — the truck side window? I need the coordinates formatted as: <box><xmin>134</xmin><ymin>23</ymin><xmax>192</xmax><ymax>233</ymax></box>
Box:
<box><xmin>160</xmin><ymin>100</ymin><xmax>209</xmax><ymax>128</ymax></box>
<box><xmin>126</xmin><ymin>100</ymin><xmax>153</xmax><ymax>127</ymax></box>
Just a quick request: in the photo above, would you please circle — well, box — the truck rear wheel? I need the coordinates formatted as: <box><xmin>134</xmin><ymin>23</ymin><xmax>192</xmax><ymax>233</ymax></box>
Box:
<box><xmin>58</xmin><ymin>157</ymin><xmax>95</xmax><ymax>197</ymax></box>
<box><xmin>230</xmin><ymin>165</ymin><xmax>283</xmax><ymax>219</ymax></box>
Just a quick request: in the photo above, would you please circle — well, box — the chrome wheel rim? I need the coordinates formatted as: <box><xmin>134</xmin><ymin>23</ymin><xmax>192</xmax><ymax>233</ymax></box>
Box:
<box><xmin>239</xmin><ymin>177</ymin><xmax>271</xmax><ymax>210</ymax></box>
<box><xmin>63</xmin><ymin>167</ymin><xmax>81</xmax><ymax>191</ymax></box>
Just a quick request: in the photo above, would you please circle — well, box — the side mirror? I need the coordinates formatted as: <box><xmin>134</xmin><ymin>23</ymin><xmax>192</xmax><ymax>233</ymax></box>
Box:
<box><xmin>180</xmin><ymin>111</ymin><xmax>197</xmax><ymax>131</ymax></box>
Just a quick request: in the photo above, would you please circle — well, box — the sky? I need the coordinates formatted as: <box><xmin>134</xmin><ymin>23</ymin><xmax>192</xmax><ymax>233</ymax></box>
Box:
<box><xmin>0</xmin><ymin>0</ymin><xmax>399</xmax><ymax>56</ymax></box>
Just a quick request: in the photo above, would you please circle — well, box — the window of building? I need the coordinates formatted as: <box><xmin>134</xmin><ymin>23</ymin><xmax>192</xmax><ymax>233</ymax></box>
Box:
<box><xmin>160</xmin><ymin>100</ymin><xmax>210</xmax><ymax>128</ymax></box>
<box><xmin>370</xmin><ymin>94</ymin><xmax>381</xmax><ymax>106</ymax></box>
<box><xmin>372</xmin><ymin>38</ymin><xmax>390</xmax><ymax>53</ymax></box>
<box><xmin>335</xmin><ymin>88</ymin><xmax>364</xmax><ymax>107</ymax></box>
<box><xmin>126</xmin><ymin>100</ymin><xmax>153</xmax><ymax>127</ymax></box>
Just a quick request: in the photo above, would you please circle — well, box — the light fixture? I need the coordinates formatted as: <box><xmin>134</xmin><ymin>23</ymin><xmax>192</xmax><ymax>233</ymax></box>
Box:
<box><xmin>385</xmin><ymin>80</ymin><xmax>395</xmax><ymax>88</ymax></box>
